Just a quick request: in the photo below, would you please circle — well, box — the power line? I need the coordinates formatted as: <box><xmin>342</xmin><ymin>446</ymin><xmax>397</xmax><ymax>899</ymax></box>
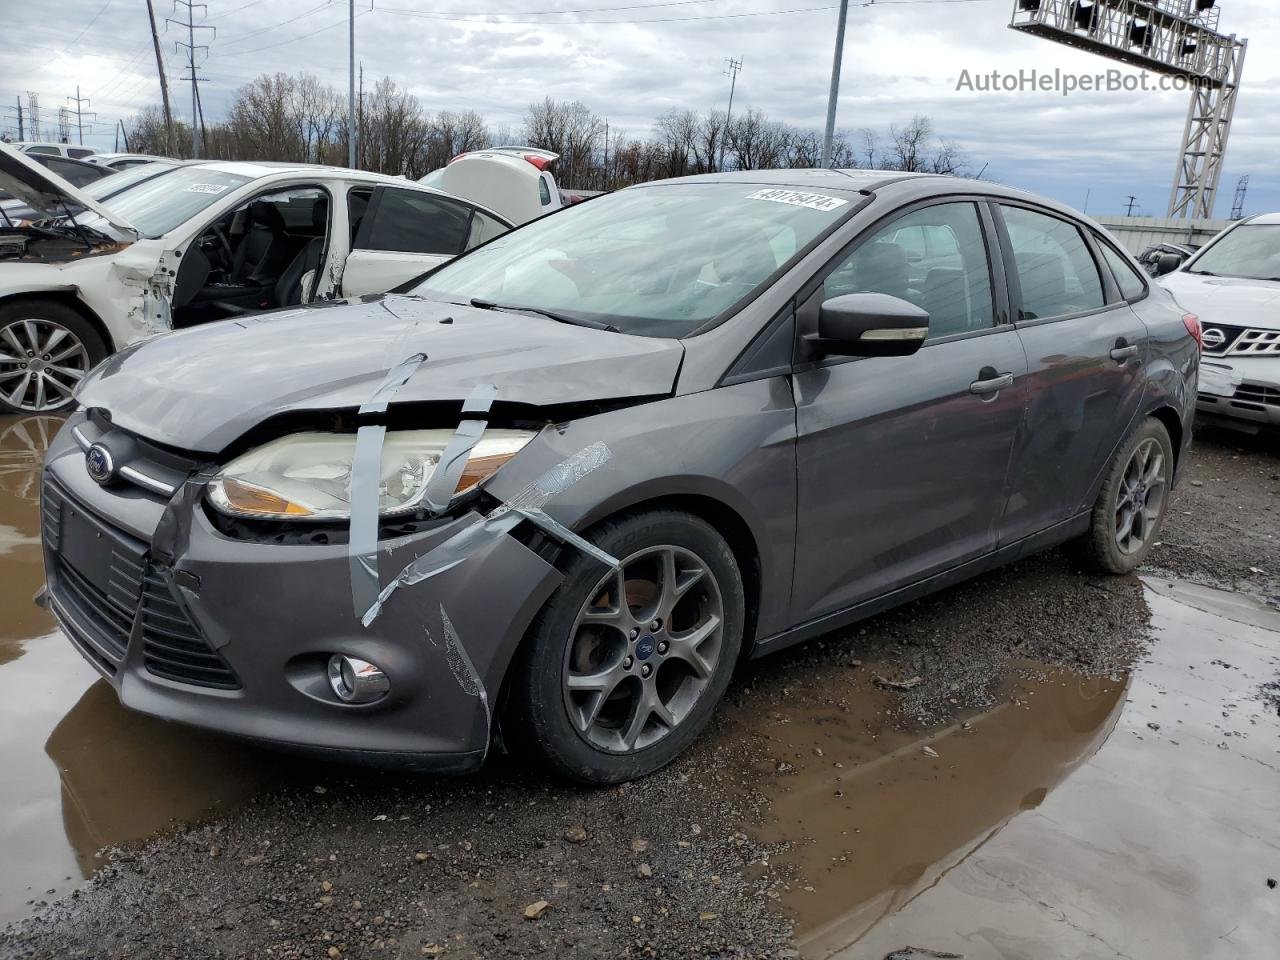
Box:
<box><xmin>168</xmin><ymin>0</ymin><xmax>215</xmax><ymax>157</ymax></box>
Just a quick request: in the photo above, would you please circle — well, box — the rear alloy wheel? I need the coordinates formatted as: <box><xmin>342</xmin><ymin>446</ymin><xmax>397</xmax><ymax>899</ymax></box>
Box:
<box><xmin>0</xmin><ymin>303</ymin><xmax>104</xmax><ymax>414</ymax></box>
<box><xmin>507</xmin><ymin>510</ymin><xmax>744</xmax><ymax>784</ymax></box>
<box><xmin>1076</xmin><ymin>417</ymin><xmax>1174</xmax><ymax>575</ymax></box>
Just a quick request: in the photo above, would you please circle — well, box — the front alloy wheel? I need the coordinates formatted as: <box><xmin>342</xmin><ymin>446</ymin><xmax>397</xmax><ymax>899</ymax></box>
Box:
<box><xmin>508</xmin><ymin>509</ymin><xmax>744</xmax><ymax>784</ymax></box>
<box><xmin>564</xmin><ymin>545</ymin><xmax>725</xmax><ymax>754</ymax></box>
<box><xmin>0</xmin><ymin>318</ymin><xmax>91</xmax><ymax>413</ymax></box>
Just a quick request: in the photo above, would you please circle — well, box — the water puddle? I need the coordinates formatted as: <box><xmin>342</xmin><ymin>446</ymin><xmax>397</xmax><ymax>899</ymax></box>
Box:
<box><xmin>0</xmin><ymin>415</ymin><xmax>289</xmax><ymax>924</ymax></box>
<box><xmin>750</xmin><ymin>579</ymin><xmax>1280</xmax><ymax>959</ymax></box>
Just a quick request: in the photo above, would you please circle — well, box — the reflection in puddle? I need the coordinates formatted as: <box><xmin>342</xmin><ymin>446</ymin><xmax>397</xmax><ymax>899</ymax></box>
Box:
<box><xmin>752</xmin><ymin>580</ymin><xmax>1280</xmax><ymax>960</ymax></box>
<box><xmin>750</xmin><ymin>667</ymin><xmax>1127</xmax><ymax>952</ymax></box>
<box><xmin>0</xmin><ymin>415</ymin><xmax>290</xmax><ymax>923</ymax></box>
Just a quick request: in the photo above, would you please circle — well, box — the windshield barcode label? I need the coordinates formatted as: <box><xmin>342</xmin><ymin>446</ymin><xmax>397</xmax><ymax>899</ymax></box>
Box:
<box><xmin>746</xmin><ymin>189</ymin><xmax>848</xmax><ymax>212</ymax></box>
<box><xmin>186</xmin><ymin>183</ymin><xmax>229</xmax><ymax>194</ymax></box>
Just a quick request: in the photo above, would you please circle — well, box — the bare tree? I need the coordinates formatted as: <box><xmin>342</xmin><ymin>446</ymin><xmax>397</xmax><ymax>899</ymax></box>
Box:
<box><xmin>125</xmin><ymin>80</ymin><xmax>977</xmax><ymax>186</ymax></box>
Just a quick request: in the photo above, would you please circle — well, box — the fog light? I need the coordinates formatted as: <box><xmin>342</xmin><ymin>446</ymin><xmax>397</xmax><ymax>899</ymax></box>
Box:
<box><xmin>327</xmin><ymin>654</ymin><xmax>390</xmax><ymax>704</ymax></box>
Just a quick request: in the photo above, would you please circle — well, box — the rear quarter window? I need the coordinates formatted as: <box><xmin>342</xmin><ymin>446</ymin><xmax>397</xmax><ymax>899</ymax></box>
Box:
<box><xmin>1096</xmin><ymin>239</ymin><xmax>1148</xmax><ymax>301</ymax></box>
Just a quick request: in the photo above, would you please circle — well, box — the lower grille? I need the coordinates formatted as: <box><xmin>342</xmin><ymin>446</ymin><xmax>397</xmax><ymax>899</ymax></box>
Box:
<box><xmin>1234</xmin><ymin>383</ymin><xmax>1280</xmax><ymax>407</ymax></box>
<box><xmin>140</xmin><ymin>567</ymin><xmax>240</xmax><ymax>690</ymax></box>
<box><xmin>44</xmin><ymin>479</ymin><xmax>241</xmax><ymax>691</ymax></box>
<box><xmin>45</xmin><ymin>483</ymin><xmax>146</xmax><ymax>667</ymax></box>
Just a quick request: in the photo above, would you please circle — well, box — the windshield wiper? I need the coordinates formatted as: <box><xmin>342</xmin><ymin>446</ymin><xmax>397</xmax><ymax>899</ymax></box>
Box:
<box><xmin>469</xmin><ymin>298</ymin><xmax>619</xmax><ymax>333</ymax></box>
<box><xmin>1186</xmin><ymin>268</ymin><xmax>1217</xmax><ymax>276</ymax></box>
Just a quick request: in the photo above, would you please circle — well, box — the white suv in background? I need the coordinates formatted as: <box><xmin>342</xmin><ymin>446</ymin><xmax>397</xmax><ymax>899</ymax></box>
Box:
<box><xmin>1157</xmin><ymin>212</ymin><xmax>1280</xmax><ymax>433</ymax></box>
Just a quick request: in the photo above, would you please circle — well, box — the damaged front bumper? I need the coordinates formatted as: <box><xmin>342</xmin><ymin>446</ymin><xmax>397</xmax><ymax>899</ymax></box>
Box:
<box><xmin>40</xmin><ymin>414</ymin><xmax>566</xmax><ymax>772</ymax></box>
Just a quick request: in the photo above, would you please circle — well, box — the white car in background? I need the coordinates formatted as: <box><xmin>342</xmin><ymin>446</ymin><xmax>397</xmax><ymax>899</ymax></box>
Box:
<box><xmin>85</xmin><ymin>152</ymin><xmax>170</xmax><ymax>171</ymax></box>
<box><xmin>420</xmin><ymin>146</ymin><xmax>566</xmax><ymax>225</ymax></box>
<box><xmin>0</xmin><ymin>144</ymin><xmax>513</xmax><ymax>414</ymax></box>
<box><xmin>1157</xmin><ymin>212</ymin><xmax>1280</xmax><ymax>432</ymax></box>
<box><xmin>10</xmin><ymin>141</ymin><xmax>97</xmax><ymax>160</ymax></box>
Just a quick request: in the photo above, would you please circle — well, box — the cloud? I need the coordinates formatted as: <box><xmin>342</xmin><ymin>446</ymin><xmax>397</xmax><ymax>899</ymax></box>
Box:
<box><xmin>1</xmin><ymin>0</ymin><xmax>1273</xmax><ymax>215</ymax></box>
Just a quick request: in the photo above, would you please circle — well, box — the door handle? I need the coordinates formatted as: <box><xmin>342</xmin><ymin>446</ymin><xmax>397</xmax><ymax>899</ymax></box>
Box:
<box><xmin>970</xmin><ymin>372</ymin><xmax>1014</xmax><ymax>395</ymax></box>
<box><xmin>1110</xmin><ymin>339</ymin><xmax>1140</xmax><ymax>362</ymax></box>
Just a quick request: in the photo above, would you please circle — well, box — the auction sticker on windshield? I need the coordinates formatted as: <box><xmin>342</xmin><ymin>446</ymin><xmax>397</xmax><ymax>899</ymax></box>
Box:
<box><xmin>185</xmin><ymin>183</ymin><xmax>230</xmax><ymax>195</ymax></box>
<box><xmin>746</xmin><ymin>189</ymin><xmax>848</xmax><ymax>212</ymax></box>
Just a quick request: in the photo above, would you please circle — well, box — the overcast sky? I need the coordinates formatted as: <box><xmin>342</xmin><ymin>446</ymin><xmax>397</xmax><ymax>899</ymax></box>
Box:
<box><xmin>1</xmin><ymin>0</ymin><xmax>1274</xmax><ymax>217</ymax></box>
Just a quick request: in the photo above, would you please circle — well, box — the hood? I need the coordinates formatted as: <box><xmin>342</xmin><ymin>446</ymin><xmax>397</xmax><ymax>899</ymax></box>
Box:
<box><xmin>1158</xmin><ymin>270</ymin><xmax>1280</xmax><ymax>331</ymax></box>
<box><xmin>0</xmin><ymin>143</ymin><xmax>137</xmax><ymax>239</ymax></box>
<box><xmin>76</xmin><ymin>295</ymin><xmax>685</xmax><ymax>453</ymax></box>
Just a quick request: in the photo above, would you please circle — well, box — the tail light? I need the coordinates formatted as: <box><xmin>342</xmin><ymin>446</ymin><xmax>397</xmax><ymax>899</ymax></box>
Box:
<box><xmin>1182</xmin><ymin>313</ymin><xmax>1202</xmax><ymax>351</ymax></box>
<box><xmin>523</xmin><ymin>154</ymin><xmax>550</xmax><ymax>171</ymax></box>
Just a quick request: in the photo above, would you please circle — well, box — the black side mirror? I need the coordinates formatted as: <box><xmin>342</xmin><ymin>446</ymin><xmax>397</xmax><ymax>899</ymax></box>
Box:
<box><xmin>1155</xmin><ymin>252</ymin><xmax>1182</xmax><ymax>276</ymax></box>
<box><xmin>816</xmin><ymin>293</ymin><xmax>929</xmax><ymax>357</ymax></box>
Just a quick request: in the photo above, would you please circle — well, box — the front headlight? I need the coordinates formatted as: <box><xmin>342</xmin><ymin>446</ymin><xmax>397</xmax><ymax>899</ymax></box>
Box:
<box><xmin>207</xmin><ymin>428</ymin><xmax>534</xmax><ymax>521</ymax></box>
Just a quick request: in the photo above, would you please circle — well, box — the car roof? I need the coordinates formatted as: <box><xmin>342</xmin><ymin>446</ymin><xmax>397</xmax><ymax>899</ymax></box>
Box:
<box><xmin>1243</xmin><ymin>212</ymin><xmax>1280</xmax><ymax>225</ymax></box>
<box><xmin>186</xmin><ymin>159</ymin><xmax>431</xmax><ymax>185</ymax></box>
<box><xmin>626</xmin><ymin>168</ymin><xmax>1104</xmax><ymax>225</ymax></box>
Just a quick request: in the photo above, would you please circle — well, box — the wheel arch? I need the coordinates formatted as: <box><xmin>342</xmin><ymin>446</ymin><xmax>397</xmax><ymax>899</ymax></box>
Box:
<box><xmin>0</xmin><ymin>289</ymin><xmax>118</xmax><ymax>353</ymax></box>
<box><xmin>1147</xmin><ymin>404</ymin><xmax>1185</xmax><ymax>473</ymax></box>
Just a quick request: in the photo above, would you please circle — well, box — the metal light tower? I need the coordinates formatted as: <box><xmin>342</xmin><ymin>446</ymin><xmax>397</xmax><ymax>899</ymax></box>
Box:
<box><xmin>1008</xmin><ymin>0</ymin><xmax>1247</xmax><ymax>219</ymax></box>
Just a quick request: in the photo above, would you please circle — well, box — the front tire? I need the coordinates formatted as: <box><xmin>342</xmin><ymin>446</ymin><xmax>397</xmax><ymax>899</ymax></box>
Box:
<box><xmin>0</xmin><ymin>300</ymin><xmax>106</xmax><ymax>415</ymax></box>
<box><xmin>506</xmin><ymin>509</ymin><xmax>745</xmax><ymax>784</ymax></box>
<box><xmin>1076</xmin><ymin>417</ymin><xmax>1173</xmax><ymax>574</ymax></box>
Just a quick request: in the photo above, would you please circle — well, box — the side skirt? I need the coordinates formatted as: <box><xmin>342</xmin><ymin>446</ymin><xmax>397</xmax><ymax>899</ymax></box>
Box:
<box><xmin>750</xmin><ymin>511</ymin><xmax>1091</xmax><ymax>659</ymax></box>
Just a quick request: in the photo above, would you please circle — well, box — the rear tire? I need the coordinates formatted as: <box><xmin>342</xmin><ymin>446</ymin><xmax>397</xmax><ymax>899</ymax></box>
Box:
<box><xmin>0</xmin><ymin>299</ymin><xmax>106</xmax><ymax>415</ymax></box>
<box><xmin>1074</xmin><ymin>417</ymin><xmax>1173</xmax><ymax>575</ymax></box>
<box><xmin>505</xmin><ymin>509</ymin><xmax>745</xmax><ymax>785</ymax></box>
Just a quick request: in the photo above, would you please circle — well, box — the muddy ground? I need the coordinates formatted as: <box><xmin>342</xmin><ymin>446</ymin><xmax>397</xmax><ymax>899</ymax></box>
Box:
<box><xmin>1</xmin><ymin>422</ymin><xmax>1277</xmax><ymax>959</ymax></box>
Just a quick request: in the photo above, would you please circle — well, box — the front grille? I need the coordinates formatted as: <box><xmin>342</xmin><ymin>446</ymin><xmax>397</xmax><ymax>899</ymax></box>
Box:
<box><xmin>140</xmin><ymin>566</ymin><xmax>240</xmax><ymax>689</ymax></box>
<box><xmin>1201</xmin><ymin>323</ymin><xmax>1280</xmax><ymax>357</ymax></box>
<box><xmin>43</xmin><ymin>480</ymin><xmax>240</xmax><ymax>690</ymax></box>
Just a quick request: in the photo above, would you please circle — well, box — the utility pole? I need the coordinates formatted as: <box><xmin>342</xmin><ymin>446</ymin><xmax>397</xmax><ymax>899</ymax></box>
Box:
<box><xmin>1229</xmin><ymin>174</ymin><xmax>1249</xmax><ymax>220</ymax></box>
<box><xmin>602</xmin><ymin>118</ymin><xmax>609</xmax><ymax>190</ymax></box>
<box><xmin>1124</xmin><ymin>195</ymin><xmax>1139</xmax><ymax>216</ymax></box>
<box><xmin>357</xmin><ymin>61</ymin><xmax>364</xmax><ymax>168</ymax></box>
<box><xmin>67</xmin><ymin>86</ymin><xmax>93</xmax><ymax>144</ymax></box>
<box><xmin>719</xmin><ymin>57</ymin><xmax>742</xmax><ymax>173</ymax></box>
<box><xmin>168</xmin><ymin>0</ymin><xmax>213</xmax><ymax>158</ymax></box>
<box><xmin>348</xmin><ymin>0</ymin><xmax>356</xmax><ymax>167</ymax></box>
<box><xmin>146</xmin><ymin>0</ymin><xmax>176</xmax><ymax>156</ymax></box>
<box><xmin>1083</xmin><ymin>188</ymin><xmax>1091</xmax><ymax>213</ymax></box>
<box><xmin>822</xmin><ymin>0</ymin><xmax>850</xmax><ymax>168</ymax></box>
<box><xmin>5</xmin><ymin>97</ymin><xmax>23</xmax><ymax>140</ymax></box>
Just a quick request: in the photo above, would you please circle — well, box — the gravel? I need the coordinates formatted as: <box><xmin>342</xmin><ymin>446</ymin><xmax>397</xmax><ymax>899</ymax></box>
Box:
<box><xmin>3</xmin><ymin>427</ymin><xmax>1276</xmax><ymax>960</ymax></box>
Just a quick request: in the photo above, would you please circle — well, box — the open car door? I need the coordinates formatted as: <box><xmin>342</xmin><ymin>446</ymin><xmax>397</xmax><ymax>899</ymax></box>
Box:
<box><xmin>340</xmin><ymin>185</ymin><xmax>510</xmax><ymax>298</ymax></box>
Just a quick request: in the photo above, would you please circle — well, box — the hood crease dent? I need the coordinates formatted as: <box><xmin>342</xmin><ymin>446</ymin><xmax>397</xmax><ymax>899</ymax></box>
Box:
<box><xmin>74</xmin><ymin>296</ymin><xmax>685</xmax><ymax>453</ymax></box>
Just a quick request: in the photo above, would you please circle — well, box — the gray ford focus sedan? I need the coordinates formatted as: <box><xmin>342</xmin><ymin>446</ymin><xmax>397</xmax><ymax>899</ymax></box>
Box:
<box><xmin>39</xmin><ymin>170</ymin><xmax>1199</xmax><ymax>784</ymax></box>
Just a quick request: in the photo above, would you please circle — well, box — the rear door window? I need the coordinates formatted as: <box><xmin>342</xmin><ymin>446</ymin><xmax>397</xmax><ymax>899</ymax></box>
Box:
<box><xmin>465</xmin><ymin>210</ymin><xmax>509</xmax><ymax>250</ymax></box>
<box><xmin>999</xmin><ymin>205</ymin><xmax>1105</xmax><ymax>320</ymax></box>
<box><xmin>357</xmin><ymin>188</ymin><xmax>472</xmax><ymax>255</ymax></box>
<box><xmin>1096</xmin><ymin>239</ymin><xmax>1147</xmax><ymax>300</ymax></box>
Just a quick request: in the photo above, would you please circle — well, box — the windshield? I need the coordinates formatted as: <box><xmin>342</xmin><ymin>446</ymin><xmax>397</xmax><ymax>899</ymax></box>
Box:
<box><xmin>74</xmin><ymin>166</ymin><xmax>251</xmax><ymax>238</ymax></box>
<box><xmin>84</xmin><ymin>161</ymin><xmax>179</xmax><ymax>201</ymax></box>
<box><xmin>1186</xmin><ymin>224</ymin><xmax>1280</xmax><ymax>281</ymax></box>
<box><xmin>414</xmin><ymin>182</ymin><xmax>857</xmax><ymax>337</ymax></box>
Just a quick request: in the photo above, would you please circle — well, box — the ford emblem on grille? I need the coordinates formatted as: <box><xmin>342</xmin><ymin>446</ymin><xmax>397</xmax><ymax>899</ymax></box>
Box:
<box><xmin>1201</xmin><ymin>327</ymin><xmax>1227</xmax><ymax>351</ymax></box>
<box><xmin>85</xmin><ymin>443</ymin><xmax>116</xmax><ymax>485</ymax></box>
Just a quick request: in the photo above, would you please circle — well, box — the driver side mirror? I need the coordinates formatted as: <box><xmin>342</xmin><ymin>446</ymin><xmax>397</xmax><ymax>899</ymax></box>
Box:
<box><xmin>816</xmin><ymin>293</ymin><xmax>929</xmax><ymax>357</ymax></box>
<box><xmin>1154</xmin><ymin>252</ymin><xmax>1182</xmax><ymax>276</ymax></box>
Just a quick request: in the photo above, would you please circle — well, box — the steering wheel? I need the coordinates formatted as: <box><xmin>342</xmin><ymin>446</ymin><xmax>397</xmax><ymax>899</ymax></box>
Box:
<box><xmin>209</xmin><ymin>224</ymin><xmax>234</xmax><ymax>269</ymax></box>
